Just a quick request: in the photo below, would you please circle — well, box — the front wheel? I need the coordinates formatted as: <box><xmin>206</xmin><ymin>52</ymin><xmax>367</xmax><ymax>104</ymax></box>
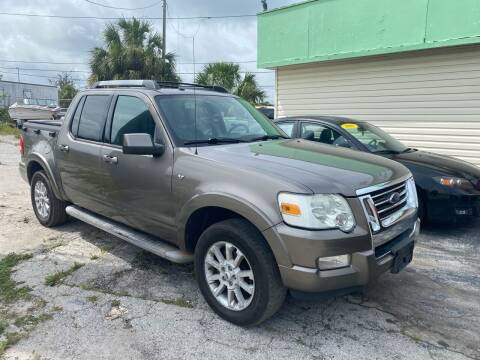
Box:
<box><xmin>195</xmin><ymin>218</ymin><xmax>286</xmax><ymax>326</ymax></box>
<box><xmin>30</xmin><ymin>171</ymin><xmax>68</xmax><ymax>227</ymax></box>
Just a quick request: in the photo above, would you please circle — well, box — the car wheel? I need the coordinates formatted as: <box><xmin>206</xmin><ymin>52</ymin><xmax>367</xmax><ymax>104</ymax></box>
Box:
<box><xmin>31</xmin><ymin>171</ymin><xmax>68</xmax><ymax>227</ymax></box>
<box><xmin>195</xmin><ymin>218</ymin><xmax>286</xmax><ymax>326</ymax></box>
<box><xmin>417</xmin><ymin>190</ymin><xmax>427</xmax><ymax>224</ymax></box>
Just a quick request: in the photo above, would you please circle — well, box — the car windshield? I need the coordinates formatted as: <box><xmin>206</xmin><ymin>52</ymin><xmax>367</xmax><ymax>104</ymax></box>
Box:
<box><xmin>341</xmin><ymin>121</ymin><xmax>409</xmax><ymax>153</ymax></box>
<box><xmin>155</xmin><ymin>95</ymin><xmax>286</xmax><ymax>146</ymax></box>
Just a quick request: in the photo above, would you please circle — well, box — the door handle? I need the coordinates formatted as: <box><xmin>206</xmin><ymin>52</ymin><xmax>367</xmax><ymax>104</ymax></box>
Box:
<box><xmin>59</xmin><ymin>144</ymin><xmax>69</xmax><ymax>152</ymax></box>
<box><xmin>102</xmin><ymin>155</ymin><xmax>118</xmax><ymax>164</ymax></box>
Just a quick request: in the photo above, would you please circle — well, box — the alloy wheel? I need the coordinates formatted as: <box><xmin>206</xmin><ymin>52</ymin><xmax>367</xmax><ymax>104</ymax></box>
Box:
<box><xmin>204</xmin><ymin>241</ymin><xmax>255</xmax><ymax>311</ymax></box>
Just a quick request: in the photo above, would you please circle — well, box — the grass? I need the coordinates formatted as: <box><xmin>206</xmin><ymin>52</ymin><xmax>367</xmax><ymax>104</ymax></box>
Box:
<box><xmin>44</xmin><ymin>262</ymin><xmax>84</xmax><ymax>287</ymax></box>
<box><xmin>0</xmin><ymin>253</ymin><xmax>33</xmax><ymax>303</ymax></box>
<box><xmin>0</xmin><ymin>253</ymin><xmax>54</xmax><ymax>357</ymax></box>
<box><xmin>13</xmin><ymin>314</ymin><xmax>52</xmax><ymax>328</ymax></box>
<box><xmin>90</xmin><ymin>254</ymin><xmax>99</xmax><ymax>260</ymax></box>
<box><xmin>99</xmin><ymin>244</ymin><xmax>114</xmax><ymax>254</ymax></box>
<box><xmin>0</xmin><ymin>122</ymin><xmax>21</xmax><ymax>138</ymax></box>
<box><xmin>161</xmin><ymin>297</ymin><xmax>193</xmax><ymax>309</ymax></box>
<box><xmin>86</xmin><ymin>295</ymin><xmax>98</xmax><ymax>303</ymax></box>
<box><xmin>111</xmin><ymin>299</ymin><xmax>121</xmax><ymax>307</ymax></box>
<box><xmin>0</xmin><ymin>331</ymin><xmax>25</xmax><ymax>356</ymax></box>
<box><xmin>0</xmin><ymin>318</ymin><xmax>7</xmax><ymax>335</ymax></box>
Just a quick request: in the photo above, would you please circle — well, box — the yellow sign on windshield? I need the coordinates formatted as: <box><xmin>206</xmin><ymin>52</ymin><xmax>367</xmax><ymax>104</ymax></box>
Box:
<box><xmin>341</xmin><ymin>123</ymin><xmax>358</xmax><ymax>129</ymax></box>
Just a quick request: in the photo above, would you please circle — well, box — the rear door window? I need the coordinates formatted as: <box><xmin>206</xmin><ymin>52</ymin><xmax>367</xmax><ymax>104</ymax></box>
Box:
<box><xmin>110</xmin><ymin>96</ymin><xmax>156</xmax><ymax>146</ymax></box>
<box><xmin>77</xmin><ymin>95</ymin><xmax>111</xmax><ymax>142</ymax></box>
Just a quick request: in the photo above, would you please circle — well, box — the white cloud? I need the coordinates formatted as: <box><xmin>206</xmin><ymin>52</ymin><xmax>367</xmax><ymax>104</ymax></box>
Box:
<box><xmin>0</xmin><ymin>0</ymin><xmax>297</xmax><ymax>101</ymax></box>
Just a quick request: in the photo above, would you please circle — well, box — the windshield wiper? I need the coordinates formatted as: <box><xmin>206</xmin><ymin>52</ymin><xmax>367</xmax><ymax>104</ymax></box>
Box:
<box><xmin>183</xmin><ymin>137</ymin><xmax>246</xmax><ymax>146</ymax></box>
<box><xmin>401</xmin><ymin>147</ymin><xmax>417</xmax><ymax>153</ymax></box>
<box><xmin>248</xmin><ymin>134</ymin><xmax>289</xmax><ymax>142</ymax></box>
<box><xmin>372</xmin><ymin>149</ymin><xmax>401</xmax><ymax>154</ymax></box>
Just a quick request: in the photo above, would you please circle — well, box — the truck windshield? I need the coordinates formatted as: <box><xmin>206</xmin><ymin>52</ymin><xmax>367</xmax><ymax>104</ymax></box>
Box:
<box><xmin>155</xmin><ymin>95</ymin><xmax>286</xmax><ymax>146</ymax></box>
<box><xmin>341</xmin><ymin>122</ymin><xmax>409</xmax><ymax>154</ymax></box>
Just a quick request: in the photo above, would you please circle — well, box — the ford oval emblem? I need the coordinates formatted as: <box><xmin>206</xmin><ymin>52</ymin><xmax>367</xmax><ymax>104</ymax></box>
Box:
<box><xmin>388</xmin><ymin>192</ymin><xmax>401</xmax><ymax>204</ymax></box>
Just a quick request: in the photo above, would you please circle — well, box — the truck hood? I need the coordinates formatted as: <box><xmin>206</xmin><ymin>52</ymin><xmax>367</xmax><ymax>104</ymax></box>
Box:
<box><xmin>197</xmin><ymin>139</ymin><xmax>410</xmax><ymax>197</ymax></box>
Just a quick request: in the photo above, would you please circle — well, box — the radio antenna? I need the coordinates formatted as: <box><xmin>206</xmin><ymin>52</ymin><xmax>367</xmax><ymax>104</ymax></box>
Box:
<box><xmin>193</xmin><ymin>81</ymin><xmax>198</xmax><ymax>155</ymax></box>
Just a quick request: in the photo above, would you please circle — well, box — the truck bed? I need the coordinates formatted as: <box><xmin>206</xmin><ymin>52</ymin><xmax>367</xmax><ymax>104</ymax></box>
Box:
<box><xmin>20</xmin><ymin>119</ymin><xmax>63</xmax><ymax>133</ymax></box>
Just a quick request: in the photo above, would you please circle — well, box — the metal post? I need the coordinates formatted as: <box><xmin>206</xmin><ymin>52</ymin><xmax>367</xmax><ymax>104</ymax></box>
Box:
<box><xmin>17</xmin><ymin>67</ymin><xmax>20</xmax><ymax>82</ymax></box>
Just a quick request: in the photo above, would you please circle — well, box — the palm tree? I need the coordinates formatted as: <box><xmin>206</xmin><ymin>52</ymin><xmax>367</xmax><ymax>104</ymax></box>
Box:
<box><xmin>89</xmin><ymin>18</ymin><xmax>179</xmax><ymax>84</ymax></box>
<box><xmin>195</xmin><ymin>62</ymin><xmax>241</xmax><ymax>93</ymax></box>
<box><xmin>196</xmin><ymin>62</ymin><xmax>266</xmax><ymax>104</ymax></box>
<box><xmin>235</xmin><ymin>73</ymin><xmax>266</xmax><ymax>105</ymax></box>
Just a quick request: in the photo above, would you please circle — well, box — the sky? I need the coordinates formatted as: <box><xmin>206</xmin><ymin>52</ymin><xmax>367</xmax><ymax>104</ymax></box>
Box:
<box><xmin>0</xmin><ymin>0</ymin><xmax>298</xmax><ymax>102</ymax></box>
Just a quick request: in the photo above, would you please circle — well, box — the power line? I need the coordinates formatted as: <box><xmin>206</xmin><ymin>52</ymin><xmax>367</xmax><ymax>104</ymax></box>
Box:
<box><xmin>0</xmin><ymin>66</ymin><xmax>90</xmax><ymax>73</ymax></box>
<box><xmin>0</xmin><ymin>70</ymin><xmax>87</xmax><ymax>82</ymax></box>
<box><xmin>0</xmin><ymin>59</ymin><xmax>88</xmax><ymax>65</ymax></box>
<box><xmin>0</xmin><ymin>11</ymin><xmax>256</xmax><ymax>20</ymax></box>
<box><xmin>83</xmin><ymin>0</ymin><xmax>162</xmax><ymax>10</ymax></box>
<box><xmin>0</xmin><ymin>58</ymin><xmax>261</xmax><ymax>66</ymax></box>
<box><xmin>0</xmin><ymin>66</ymin><xmax>271</xmax><ymax>75</ymax></box>
<box><xmin>0</xmin><ymin>70</ymin><xmax>274</xmax><ymax>87</ymax></box>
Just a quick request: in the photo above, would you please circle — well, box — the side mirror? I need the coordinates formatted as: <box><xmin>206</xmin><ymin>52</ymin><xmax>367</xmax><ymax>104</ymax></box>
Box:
<box><xmin>122</xmin><ymin>133</ymin><xmax>165</xmax><ymax>157</ymax></box>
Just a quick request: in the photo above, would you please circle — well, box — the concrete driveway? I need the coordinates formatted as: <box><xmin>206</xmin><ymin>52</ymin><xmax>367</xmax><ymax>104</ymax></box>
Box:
<box><xmin>0</xmin><ymin>135</ymin><xmax>479</xmax><ymax>360</ymax></box>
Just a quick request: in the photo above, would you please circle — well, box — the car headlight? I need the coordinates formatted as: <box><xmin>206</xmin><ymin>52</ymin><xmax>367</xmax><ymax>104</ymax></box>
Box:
<box><xmin>406</xmin><ymin>177</ymin><xmax>419</xmax><ymax>209</ymax></box>
<box><xmin>278</xmin><ymin>193</ymin><xmax>356</xmax><ymax>232</ymax></box>
<box><xmin>433</xmin><ymin>176</ymin><xmax>474</xmax><ymax>190</ymax></box>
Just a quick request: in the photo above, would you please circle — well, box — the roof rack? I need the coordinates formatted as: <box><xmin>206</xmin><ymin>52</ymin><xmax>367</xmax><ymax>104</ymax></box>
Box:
<box><xmin>155</xmin><ymin>81</ymin><xmax>229</xmax><ymax>94</ymax></box>
<box><xmin>90</xmin><ymin>80</ymin><xmax>229</xmax><ymax>94</ymax></box>
<box><xmin>91</xmin><ymin>80</ymin><xmax>157</xmax><ymax>89</ymax></box>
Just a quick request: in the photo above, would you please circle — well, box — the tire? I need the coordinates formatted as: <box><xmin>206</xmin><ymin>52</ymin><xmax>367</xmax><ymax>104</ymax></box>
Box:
<box><xmin>417</xmin><ymin>190</ymin><xmax>427</xmax><ymax>225</ymax></box>
<box><xmin>195</xmin><ymin>218</ymin><xmax>286</xmax><ymax>326</ymax></box>
<box><xmin>31</xmin><ymin>171</ymin><xmax>68</xmax><ymax>227</ymax></box>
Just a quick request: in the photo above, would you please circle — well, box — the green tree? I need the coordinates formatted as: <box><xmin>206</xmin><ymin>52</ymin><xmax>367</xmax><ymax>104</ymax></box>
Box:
<box><xmin>89</xmin><ymin>17</ymin><xmax>179</xmax><ymax>84</ymax></box>
<box><xmin>196</xmin><ymin>62</ymin><xmax>266</xmax><ymax>105</ymax></box>
<box><xmin>51</xmin><ymin>73</ymin><xmax>78</xmax><ymax>108</ymax></box>
<box><xmin>235</xmin><ymin>73</ymin><xmax>266</xmax><ymax>105</ymax></box>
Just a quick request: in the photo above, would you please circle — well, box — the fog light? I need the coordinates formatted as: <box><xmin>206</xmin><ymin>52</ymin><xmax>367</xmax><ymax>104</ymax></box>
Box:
<box><xmin>318</xmin><ymin>255</ymin><xmax>351</xmax><ymax>270</ymax></box>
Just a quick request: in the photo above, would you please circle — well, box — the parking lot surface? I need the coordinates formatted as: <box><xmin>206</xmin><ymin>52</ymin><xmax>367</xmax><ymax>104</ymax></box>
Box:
<box><xmin>0</xmin><ymin>134</ymin><xmax>479</xmax><ymax>360</ymax></box>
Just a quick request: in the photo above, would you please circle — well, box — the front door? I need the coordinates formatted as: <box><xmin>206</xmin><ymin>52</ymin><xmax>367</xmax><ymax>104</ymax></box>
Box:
<box><xmin>99</xmin><ymin>93</ymin><xmax>176</xmax><ymax>243</ymax></box>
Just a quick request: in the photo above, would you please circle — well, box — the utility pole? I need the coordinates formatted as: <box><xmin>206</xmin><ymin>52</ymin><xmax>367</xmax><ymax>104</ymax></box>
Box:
<box><xmin>162</xmin><ymin>0</ymin><xmax>167</xmax><ymax>60</ymax></box>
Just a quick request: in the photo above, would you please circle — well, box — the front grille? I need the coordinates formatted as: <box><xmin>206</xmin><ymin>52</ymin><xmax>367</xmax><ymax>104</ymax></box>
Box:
<box><xmin>369</xmin><ymin>181</ymin><xmax>408</xmax><ymax>223</ymax></box>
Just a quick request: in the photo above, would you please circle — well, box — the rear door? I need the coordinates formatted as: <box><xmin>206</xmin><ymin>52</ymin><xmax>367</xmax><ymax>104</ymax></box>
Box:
<box><xmin>56</xmin><ymin>93</ymin><xmax>113</xmax><ymax>214</ymax></box>
<box><xmin>99</xmin><ymin>92</ymin><xmax>176</xmax><ymax>243</ymax></box>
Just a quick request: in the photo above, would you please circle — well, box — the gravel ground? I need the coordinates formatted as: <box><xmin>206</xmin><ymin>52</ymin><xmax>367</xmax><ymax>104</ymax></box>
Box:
<box><xmin>0</xmin><ymin>134</ymin><xmax>479</xmax><ymax>360</ymax></box>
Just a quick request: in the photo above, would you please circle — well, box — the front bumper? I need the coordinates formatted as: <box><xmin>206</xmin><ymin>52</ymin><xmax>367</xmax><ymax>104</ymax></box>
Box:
<box><xmin>275</xmin><ymin>217</ymin><xmax>420</xmax><ymax>293</ymax></box>
<box><xmin>426</xmin><ymin>192</ymin><xmax>480</xmax><ymax>221</ymax></box>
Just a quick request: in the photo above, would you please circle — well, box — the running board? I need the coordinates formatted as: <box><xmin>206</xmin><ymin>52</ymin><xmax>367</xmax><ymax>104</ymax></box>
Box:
<box><xmin>65</xmin><ymin>205</ymin><xmax>193</xmax><ymax>264</ymax></box>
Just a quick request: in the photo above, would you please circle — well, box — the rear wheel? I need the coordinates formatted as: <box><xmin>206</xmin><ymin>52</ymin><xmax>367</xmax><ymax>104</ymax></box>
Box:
<box><xmin>31</xmin><ymin>171</ymin><xmax>68</xmax><ymax>227</ymax></box>
<box><xmin>195</xmin><ymin>218</ymin><xmax>286</xmax><ymax>326</ymax></box>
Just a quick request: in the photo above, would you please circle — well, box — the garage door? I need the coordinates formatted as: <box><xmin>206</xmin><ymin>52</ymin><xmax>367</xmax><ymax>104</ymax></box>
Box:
<box><xmin>276</xmin><ymin>45</ymin><xmax>480</xmax><ymax>166</ymax></box>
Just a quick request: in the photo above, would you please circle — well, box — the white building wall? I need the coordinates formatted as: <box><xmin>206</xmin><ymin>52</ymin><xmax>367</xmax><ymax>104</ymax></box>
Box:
<box><xmin>276</xmin><ymin>45</ymin><xmax>480</xmax><ymax>166</ymax></box>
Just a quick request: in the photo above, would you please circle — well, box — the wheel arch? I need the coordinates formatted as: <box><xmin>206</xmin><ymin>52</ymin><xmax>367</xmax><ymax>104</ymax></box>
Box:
<box><xmin>178</xmin><ymin>193</ymin><xmax>288</xmax><ymax>266</ymax></box>
<box><xmin>26</xmin><ymin>154</ymin><xmax>62</xmax><ymax>199</ymax></box>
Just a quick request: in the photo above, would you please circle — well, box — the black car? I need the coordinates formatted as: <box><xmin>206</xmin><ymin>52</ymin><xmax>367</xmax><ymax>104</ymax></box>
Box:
<box><xmin>275</xmin><ymin>116</ymin><xmax>480</xmax><ymax>223</ymax></box>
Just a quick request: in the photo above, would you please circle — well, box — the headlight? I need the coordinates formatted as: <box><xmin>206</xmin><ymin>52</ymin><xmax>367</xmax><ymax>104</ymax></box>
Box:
<box><xmin>406</xmin><ymin>177</ymin><xmax>419</xmax><ymax>209</ymax></box>
<box><xmin>433</xmin><ymin>176</ymin><xmax>474</xmax><ymax>190</ymax></box>
<box><xmin>278</xmin><ymin>193</ymin><xmax>356</xmax><ymax>232</ymax></box>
